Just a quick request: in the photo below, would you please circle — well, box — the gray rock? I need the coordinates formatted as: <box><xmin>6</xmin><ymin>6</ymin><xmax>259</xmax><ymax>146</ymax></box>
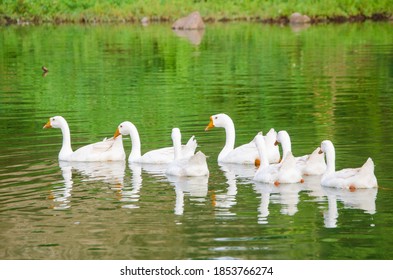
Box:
<box><xmin>289</xmin><ymin>12</ymin><xmax>311</xmax><ymax>24</ymax></box>
<box><xmin>141</xmin><ymin>17</ymin><xmax>149</xmax><ymax>25</ymax></box>
<box><xmin>172</xmin><ymin>11</ymin><xmax>205</xmax><ymax>30</ymax></box>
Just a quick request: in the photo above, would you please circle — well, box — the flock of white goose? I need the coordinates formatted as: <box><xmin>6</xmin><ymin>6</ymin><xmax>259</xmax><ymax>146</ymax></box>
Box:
<box><xmin>43</xmin><ymin>113</ymin><xmax>378</xmax><ymax>190</ymax></box>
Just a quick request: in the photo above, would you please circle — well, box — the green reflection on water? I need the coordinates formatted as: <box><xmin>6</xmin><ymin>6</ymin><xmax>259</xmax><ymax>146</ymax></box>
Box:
<box><xmin>0</xmin><ymin>22</ymin><xmax>392</xmax><ymax>260</ymax></box>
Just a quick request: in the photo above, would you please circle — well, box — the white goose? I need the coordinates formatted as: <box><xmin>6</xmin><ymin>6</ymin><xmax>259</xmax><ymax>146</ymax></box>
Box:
<box><xmin>253</xmin><ymin>133</ymin><xmax>304</xmax><ymax>185</ymax></box>
<box><xmin>165</xmin><ymin>128</ymin><xmax>209</xmax><ymax>177</ymax></box>
<box><xmin>319</xmin><ymin>140</ymin><xmax>378</xmax><ymax>189</ymax></box>
<box><xmin>43</xmin><ymin>116</ymin><xmax>125</xmax><ymax>162</ymax></box>
<box><xmin>205</xmin><ymin>113</ymin><xmax>280</xmax><ymax>164</ymax></box>
<box><xmin>276</xmin><ymin>130</ymin><xmax>326</xmax><ymax>175</ymax></box>
<box><xmin>117</xmin><ymin>121</ymin><xmax>197</xmax><ymax>164</ymax></box>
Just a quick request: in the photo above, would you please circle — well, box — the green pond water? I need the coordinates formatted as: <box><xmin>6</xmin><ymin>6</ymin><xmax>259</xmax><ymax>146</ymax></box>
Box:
<box><xmin>0</xmin><ymin>22</ymin><xmax>393</xmax><ymax>260</ymax></box>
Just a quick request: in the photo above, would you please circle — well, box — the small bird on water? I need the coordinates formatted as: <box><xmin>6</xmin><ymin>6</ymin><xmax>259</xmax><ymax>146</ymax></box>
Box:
<box><xmin>42</xmin><ymin>66</ymin><xmax>49</xmax><ymax>77</ymax></box>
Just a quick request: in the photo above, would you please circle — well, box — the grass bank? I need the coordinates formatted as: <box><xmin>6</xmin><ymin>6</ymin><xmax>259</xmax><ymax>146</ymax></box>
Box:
<box><xmin>1</xmin><ymin>0</ymin><xmax>392</xmax><ymax>24</ymax></box>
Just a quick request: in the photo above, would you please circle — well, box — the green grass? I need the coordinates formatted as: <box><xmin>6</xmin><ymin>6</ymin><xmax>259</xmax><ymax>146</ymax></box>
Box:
<box><xmin>1</xmin><ymin>0</ymin><xmax>392</xmax><ymax>24</ymax></box>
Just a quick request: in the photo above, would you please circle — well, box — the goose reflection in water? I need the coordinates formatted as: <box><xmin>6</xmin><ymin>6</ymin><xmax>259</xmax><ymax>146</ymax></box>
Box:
<box><xmin>214</xmin><ymin>163</ymin><xmax>258</xmax><ymax>217</ymax></box>
<box><xmin>301</xmin><ymin>175</ymin><xmax>326</xmax><ymax>202</ymax></box>
<box><xmin>253</xmin><ymin>183</ymin><xmax>275</xmax><ymax>224</ymax></box>
<box><xmin>165</xmin><ymin>175</ymin><xmax>208</xmax><ymax>216</ymax></box>
<box><xmin>212</xmin><ymin>164</ymin><xmax>239</xmax><ymax>216</ymax></box>
<box><xmin>49</xmin><ymin>161</ymin><xmax>126</xmax><ymax>210</ymax></box>
<box><xmin>137</xmin><ymin>163</ymin><xmax>168</xmax><ymax>177</ymax></box>
<box><xmin>117</xmin><ymin>163</ymin><xmax>143</xmax><ymax>209</ymax></box>
<box><xmin>49</xmin><ymin>161</ymin><xmax>73</xmax><ymax>210</ymax></box>
<box><xmin>116</xmin><ymin>162</ymin><xmax>174</xmax><ymax>209</ymax></box>
<box><xmin>275</xmin><ymin>183</ymin><xmax>303</xmax><ymax>216</ymax></box>
<box><xmin>68</xmin><ymin>161</ymin><xmax>126</xmax><ymax>186</ymax></box>
<box><xmin>219</xmin><ymin>162</ymin><xmax>257</xmax><ymax>180</ymax></box>
<box><xmin>322</xmin><ymin>187</ymin><xmax>377</xmax><ymax>228</ymax></box>
<box><xmin>253</xmin><ymin>181</ymin><xmax>303</xmax><ymax>224</ymax></box>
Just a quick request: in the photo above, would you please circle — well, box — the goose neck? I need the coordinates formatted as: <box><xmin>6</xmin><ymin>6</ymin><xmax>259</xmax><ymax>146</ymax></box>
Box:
<box><xmin>128</xmin><ymin>123</ymin><xmax>142</xmax><ymax>160</ymax></box>
<box><xmin>325</xmin><ymin>147</ymin><xmax>336</xmax><ymax>174</ymax></box>
<box><xmin>218</xmin><ymin>120</ymin><xmax>236</xmax><ymax>160</ymax></box>
<box><xmin>281</xmin><ymin>136</ymin><xmax>292</xmax><ymax>160</ymax></box>
<box><xmin>255</xmin><ymin>136</ymin><xmax>269</xmax><ymax>168</ymax></box>
<box><xmin>172</xmin><ymin>130</ymin><xmax>182</xmax><ymax>160</ymax></box>
<box><xmin>59</xmin><ymin>120</ymin><xmax>73</xmax><ymax>160</ymax></box>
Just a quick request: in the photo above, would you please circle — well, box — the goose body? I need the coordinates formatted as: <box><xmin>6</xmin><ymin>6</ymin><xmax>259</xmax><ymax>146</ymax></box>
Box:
<box><xmin>319</xmin><ymin>140</ymin><xmax>377</xmax><ymax>189</ymax></box>
<box><xmin>165</xmin><ymin>128</ymin><xmax>209</xmax><ymax>177</ymax></box>
<box><xmin>276</xmin><ymin>130</ymin><xmax>326</xmax><ymax>175</ymax></box>
<box><xmin>253</xmin><ymin>133</ymin><xmax>303</xmax><ymax>185</ymax></box>
<box><xmin>205</xmin><ymin>113</ymin><xmax>279</xmax><ymax>164</ymax></box>
<box><xmin>117</xmin><ymin>121</ymin><xmax>197</xmax><ymax>164</ymax></box>
<box><xmin>43</xmin><ymin>116</ymin><xmax>125</xmax><ymax>162</ymax></box>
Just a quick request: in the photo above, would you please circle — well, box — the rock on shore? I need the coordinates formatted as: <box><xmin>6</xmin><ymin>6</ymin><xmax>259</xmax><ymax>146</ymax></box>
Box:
<box><xmin>172</xmin><ymin>11</ymin><xmax>205</xmax><ymax>30</ymax></box>
<box><xmin>289</xmin><ymin>12</ymin><xmax>311</xmax><ymax>24</ymax></box>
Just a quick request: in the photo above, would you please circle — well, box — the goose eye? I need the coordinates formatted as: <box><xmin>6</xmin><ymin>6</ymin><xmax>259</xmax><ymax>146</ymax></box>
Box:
<box><xmin>214</xmin><ymin>116</ymin><xmax>218</xmax><ymax>119</ymax></box>
<box><xmin>120</xmin><ymin>125</ymin><xmax>123</xmax><ymax>128</ymax></box>
<box><xmin>52</xmin><ymin>118</ymin><xmax>55</xmax><ymax>121</ymax></box>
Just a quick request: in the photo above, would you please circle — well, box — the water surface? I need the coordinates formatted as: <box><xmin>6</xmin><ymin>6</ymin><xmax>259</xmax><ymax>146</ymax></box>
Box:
<box><xmin>0</xmin><ymin>22</ymin><xmax>393</xmax><ymax>260</ymax></box>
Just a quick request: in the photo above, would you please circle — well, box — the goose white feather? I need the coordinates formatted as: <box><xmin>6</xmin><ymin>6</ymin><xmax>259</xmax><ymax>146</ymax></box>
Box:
<box><xmin>276</xmin><ymin>130</ymin><xmax>326</xmax><ymax>175</ymax></box>
<box><xmin>117</xmin><ymin>121</ymin><xmax>197</xmax><ymax>164</ymax></box>
<box><xmin>165</xmin><ymin>128</ymin><xmax>209</xmax><ymax>177</ymax></box>
<box><xmin>253</xmin><ymin>133</ymin><xmax>303</xmax><ymax>185</ymax></box>
<box><xmin>319</xmin><ymin>140</ymin><xmax>378</xmax><ymax>189</ymax></box>
<box><xmin>43</xmin><ymin>116</ymin><xmax>125</xmax><ymax>162</ymax></box>
<box><xmin>205</xmin><ymin>113</ymin><xmax>280</xmax><ymax>164</ymax></box>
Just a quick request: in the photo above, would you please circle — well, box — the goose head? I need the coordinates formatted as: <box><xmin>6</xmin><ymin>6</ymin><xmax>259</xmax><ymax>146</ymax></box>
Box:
<box><xmin>319</xmin><ymin>140</ymin><xmax>334</xmax><ymax>154</ymax></box>
<box><xmin>205</xmin><ymin>113</ymin><xmax>232</xmax><ymax>131</ymax></box>
<box><xmin>43</xmin><ymin>116</ymin><xmax>66</xmax><ymax>129</ymax></box>
<box><xmin>276</xmin><ymin>130</ymin><xmax>290</xmax><ymax>145</ymax></box>
<box><xmin>116</xmin><ymin>121</ymin><xmax>132</xmax><ymax>136</ymax></box>
<box><xmin>171</xmin><ymin>127</ymin><xmax>181</xmax><ymax>143</ymax></box>
<box><xmin>253</xmin><ymin>132</ymin><xmax>265</xmax><ymax>147</ymax></box>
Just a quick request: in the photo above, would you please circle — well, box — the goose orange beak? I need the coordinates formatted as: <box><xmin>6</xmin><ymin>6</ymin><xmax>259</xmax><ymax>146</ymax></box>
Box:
<box><xmin>43</xmin><ymin>120</ymin><xmax>52</xmax><ymax>129</ymax></box>
<box><xmin>114</xmin><ymin>128</ymin><xmax>121</xmax><ymax>138</ymax></box>
<box><xmin>205</xmin><ymin>117</ymin><xmax>214</xmax><ymax>131</ymax></box>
